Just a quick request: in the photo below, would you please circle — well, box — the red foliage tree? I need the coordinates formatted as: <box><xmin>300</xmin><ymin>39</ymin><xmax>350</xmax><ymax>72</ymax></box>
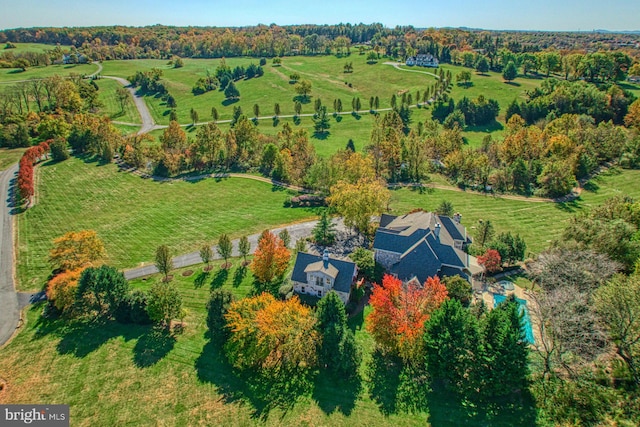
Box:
<box><xmin>17</xmin><ymin>141</ymin><xmax>50</xmax><ymax>203</ymax></box>
<box><xmin>478</xmin><ymin>249</ymin><xmax>502</xmax><ymax>273</ymax></box>
<box><xmin>367</xmin><ymin>274</ymin><xmax>448</xmax><ymax>362</ymax></box>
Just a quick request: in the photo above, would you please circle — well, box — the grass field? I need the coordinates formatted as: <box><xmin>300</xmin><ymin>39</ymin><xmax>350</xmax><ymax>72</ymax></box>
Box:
<box><xmin>16</xmin><ymin>156</ymin><xmax>318</xmax><ymax>291</ymax></box>
<box><xmin>16</xmin><ymin>153</ymin><xmax>640</xmax><ymax>292</ymax></box>
<box><xmin>0</xmin><ymin>147</ymin><xmax>25</xmax><ymax>170</ymax></box>
<box><xmin>95</xmin><ymin>78</ymin><xmax>141</xmax><ymax>123</ymax></box>
<box><xmin>0</xmin><ymin>63</ymin><xmax>98</xmax><ymax>84</ymax></box>
<box><xmin>100</xmin><ymin>57</ymin><xmax>438</xmax><ymax>126</ymax></box>
<box><xmin>1</xmin><ymin>42</ymin><xmax>67</xmax><ymax>54</ymax></box>
<box><xmin>0</xmin><ymin>254</ymin><xmax>440</xmax><ymax>426</ymax></box>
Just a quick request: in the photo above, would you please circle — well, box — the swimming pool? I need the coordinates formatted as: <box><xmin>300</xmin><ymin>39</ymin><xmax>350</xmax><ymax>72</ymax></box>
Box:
<box><xmin>493</xmin><ymin>294</ymin><xmax>535</xmax><ymax>344</ymax></box>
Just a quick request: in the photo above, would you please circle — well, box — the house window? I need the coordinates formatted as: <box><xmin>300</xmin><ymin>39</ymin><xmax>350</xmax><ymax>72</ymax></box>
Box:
<box><xmin>301</xmin><ymin>286</ymin><xmax>305</xmax><ymax>293</ymax></box>
<box><xmin>325</xmin><ymin>277</ymin><xmax>331</xmax><ymax>286</ymax></box>
<box><xmin>315</xmin><ymin>276</ymin><xmax>323</xmax><ymax>287</ymax></box>
<box><xmin>317</xmin><ymin>290</ymin><xmax>322</xmax><ymax>297</ymax></box>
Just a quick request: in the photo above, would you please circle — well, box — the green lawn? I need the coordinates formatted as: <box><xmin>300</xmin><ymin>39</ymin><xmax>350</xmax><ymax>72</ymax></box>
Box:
<box><xmin>0</xmin><ymin>63</ymin><xmax>98</xmax><ymax>84</ymax></box>
<box><xmin>0</xmin><ymin>257</ymin><xmax>430</xmax><ymax>426</ymax></box>
<box><xmin>96</xmin><ymin>78</ymin><xmax>140</xmax><ymax>123</ymax></box>
<box><xmin>1</xmin><ymin>42</ymin><xmax>67</xmax><ymax>54</ymax></box>
<box><xmin>100</xmin><ymin>57</ymin><xmax>438</xmax><ymax>126</ymax></box>
<box><xmin>16</xmin><ymin>156</ymin><xmax>318</xmax><ymax>291</ymax></box>
<box><xmin>0</xmin><ymin>147</ymin><xmax>25</xmax><ymax>170</ymax></box>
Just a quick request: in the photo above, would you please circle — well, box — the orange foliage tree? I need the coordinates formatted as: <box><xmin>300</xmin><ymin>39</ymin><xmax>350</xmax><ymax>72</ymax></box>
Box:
<box><xmin>224</xmin><ymin>293</ymin><xmax>318</xmax><ymax>373</ymax></box>
<box><xmin>49</xmin><ymin>230</ymin><xmax>105</xmax><ymax>272</ymax></box>
<box><xmin>46</xmin><ymin>268</ymin><xmax>84</xmax><ymax>313</ymax></box>
<box><xmin>250</xmin><ymin>230</ymin><xmax>290</xmax><ymax>285</ymax></box>
<box><xmin>367</xmin><ymin>274</ymin><xmax>448</xmax><ymax>362</ymax></box>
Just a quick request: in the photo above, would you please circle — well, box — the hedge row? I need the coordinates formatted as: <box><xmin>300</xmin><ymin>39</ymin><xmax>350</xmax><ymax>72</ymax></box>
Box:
<box><xmin>17</xmin><ymin>141</ymin><xmax>50</xmax><ymax>202</ymax></box>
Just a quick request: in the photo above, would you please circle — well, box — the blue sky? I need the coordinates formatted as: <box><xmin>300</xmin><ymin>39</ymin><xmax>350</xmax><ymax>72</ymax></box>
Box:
<box><xmin>1</xmin><ymin>0</ymin><xmax>639</xmax><ymax>31</ymax></box>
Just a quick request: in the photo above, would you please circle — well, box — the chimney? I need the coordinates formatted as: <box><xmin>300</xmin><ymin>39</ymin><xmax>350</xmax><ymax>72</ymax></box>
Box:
<box><xmin>453</xmin><ymin>212</ymin><xmax>462</xmax><ymax>224</ymax></box>
<box><xmin>434</xmin><ymin>223</ymin><xmax>441</xmax><ymax>240</ymax></box>
<box><xmin>323</xmin><ymin>249</ymin><xmax>329</xmax><ymax>268</ymax></box>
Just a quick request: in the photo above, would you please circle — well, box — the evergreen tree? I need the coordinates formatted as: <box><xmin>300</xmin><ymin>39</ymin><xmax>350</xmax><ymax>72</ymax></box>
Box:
<box><xmin>316</xmin><ymin>291</ymin><xmax>361</xmax><ymax>377</ymax></box>
<box><xmin>313</xmin><ymin>210</ymin><xmax>336</xmax><ymax>246</ymax></box>
<box><xmin>313</xmin><ymin>106</ymin><xmax>331</xmax><ymax>134</ymax></box>
<box><xmin>503</xmin><ymin>61</ymin><xmax>518</xmax><ymax>82</ymax></box>
<box><xmin>478</xmin><ymin>298</ymin><xmax>529</xmax><ymax>400</ymax></box>
<box><xmin>424</xmin><ymin>299</ymin><xmax>481</xmax><ymax>392</ymax></box>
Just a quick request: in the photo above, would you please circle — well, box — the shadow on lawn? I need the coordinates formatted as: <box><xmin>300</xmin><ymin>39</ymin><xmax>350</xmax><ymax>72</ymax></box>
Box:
<box><xmin>33</xmin><ymin>307</ymin><xmax>175</xmax><ymax>367</ymax></box>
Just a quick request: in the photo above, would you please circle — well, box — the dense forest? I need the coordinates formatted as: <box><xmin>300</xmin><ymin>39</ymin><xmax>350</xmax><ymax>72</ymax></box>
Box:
<box><xmin>0</xmin><ymin>24</ymin><xmax>638</xmax><ymax>63</ymax></box>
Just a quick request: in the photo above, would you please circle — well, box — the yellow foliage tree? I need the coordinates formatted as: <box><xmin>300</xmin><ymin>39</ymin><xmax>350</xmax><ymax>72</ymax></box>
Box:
<box><xmin>328</xmin><ymin>177</ymin><xmax>390</xmax><ymax>235</ymax></box>
<box><xmin>224</xmin><ymin>293</ymin><xmax>318</xmax><ymax>371</ymax></box>
<box><xmin>49</xmin><ymin>230</ymin><xmax>105</xmax><ymax>271</ymax></box>
<box><xmin>46</xmin><ymin>268</ymin><xmax>84</xmax><ymax>313</ymax></box>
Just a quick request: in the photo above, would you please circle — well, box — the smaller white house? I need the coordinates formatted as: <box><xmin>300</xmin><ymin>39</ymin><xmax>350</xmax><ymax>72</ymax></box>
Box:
<box><xmin>291</xmin><ymin>250</ymin><xmax>357</xmax><ymax>304</ymax></box>
<box><xmin>406</xmin><ymin>54</ymin><xmax>439</xmax><ymax>68</ymax></box>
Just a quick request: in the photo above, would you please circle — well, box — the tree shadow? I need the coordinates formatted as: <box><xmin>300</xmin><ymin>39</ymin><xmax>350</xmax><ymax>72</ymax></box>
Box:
<box><xmin>366</xmin><ymin>350</ymin><xmax>402</xmax><ymax>415</ymax></box>
<box><xmin>505</xmin><ymin>81</ymin><xmax>522</xmax><ymax>87</ymax></box>
<box><xmin>582</xmin><ymin>180</ymin><xmax>600</xmax><ymax>193</ymax></box>
<box><xmin>465</xmin><ymin>121</ymin><xmax>504</xmax><ymax>133</ymax></box>
<box><xmin>312</xmin><ymin>131</ymin><xmax>330</xmax><ymax>140</ymax></box>
<box><xmin>293</xmin><ymin>116</ymin><xmax>301</xmax><ymax>125</ymax></box>
<box><xmin>132</xmin><ymin>326</ymin><xmax>176</xmax><ymax>368</ymax></box>
<box><xmin>312</xmin><ymin>371</ymin><xmax>362</xmax><ymax>416</ymax></box>
<box><xmin>366</xmin><ymin>350</ymin><xmax>429</xmax><ymax>416</ymax></box>
<box><xmin>211</xmin><ymin>268</ymin><xmax>229</xmax><ymax>289</ymax></box>
<box><xmin>37</xmin><ymin>316</ymin><xmax>143</xmax><ymax>359</ymax></box>
<box><xmin>293</xmin><ymin>95</ymin><xmax>311</xmax><ymax>104</ymax></box>
<box><xmin>554</xmin><ymin>199</ymin><xmax>582</xmax><ymax>213</ymax></box>
<box><xmin>233</xmin><ymin>266</ymin><xmax>246</xmax><ymax>287</ymax></box>
<box><xmin>335</xmin><ymin>115</ymin><xmax>342</xmax><ymax>122</ymax></box>
<box><xmin>222</xmin><ymin>98</ymin><xmax>239</xmax><ymax>106</ymax></box>
<box><xmin>195</xmin><ymin>337</ymin><xmax>311</xmax><ymax>421</ymax></box>
<box><xmin>351</xmin><ymin>112</ymin><xmax>361</xmax><ymax>120</ymax></box>
<box><xmin>272</xmin><ymin>117</ymin><xmax>279</xmax><ymax>127</ymax></box>
<box><xmin>194</xmin><ymin>271</ymin><xmax>210</xmax><ymax>288</ymax></box>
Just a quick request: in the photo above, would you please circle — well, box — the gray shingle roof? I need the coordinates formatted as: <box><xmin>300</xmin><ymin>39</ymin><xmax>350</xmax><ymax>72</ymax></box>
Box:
<box><xmin>291</xmin><ymin>252</ymin><xmax>356</xmax><ymax>294</ymax></box>
<box><xmin>374</xmin><ymin>211</ymin><xmax>480</xmax><ymax>283</ymax></box>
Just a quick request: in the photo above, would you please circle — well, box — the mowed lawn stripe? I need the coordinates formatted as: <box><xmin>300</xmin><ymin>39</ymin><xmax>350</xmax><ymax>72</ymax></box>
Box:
<box><xmin>16</xmin><ymin>156</ymin><xmax>316</xmax><ymax>291</ymax></box>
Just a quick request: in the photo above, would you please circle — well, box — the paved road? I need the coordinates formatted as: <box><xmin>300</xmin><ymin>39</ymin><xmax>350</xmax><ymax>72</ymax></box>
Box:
<box><xmin>124</xmin><ymin>218</ymin><xmax>347</xmax><ymax>280</ymax></box>
<box><xmin>384</xmin><ymin>61</ymin><xmax>440</xmax><ymax>78</ymax></box>
<box><xmin>0</xmin><ymin>164</ymin><xmax>19</xmax><ymax>346</ymax></box>
<box><xmin>102</xmin><ymin>75</ymin><xmax>159</xmax><ymax>135</ymax></box>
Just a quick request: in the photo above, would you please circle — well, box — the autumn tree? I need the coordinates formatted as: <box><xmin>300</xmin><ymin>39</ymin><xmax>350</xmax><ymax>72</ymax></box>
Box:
<box><xmin>146</xmin><ymin>281</ymin><xmax>183</xmax><ymax>330</ymax></box>
<box><xmin>115</xmin><ymin>87</ymin><xmax>130</xmax><ymax>113</ymax></box>
<box><xmin>75</xmin><ymin>265</ymin><xmax>130</xmax><ymax>317</ymax></box>
<box><xmin>46</xmin><ymin>268</ymin><xmax>84</xmax><ymax>313</ymax></box>
<box><xmin>238</xmin><ymin>235</ymin><xmax>250</xmax><ymax>265</ymax></box>
<box><xmin>328</xmin><ymin>178</ymin><xmax>390</xmax><ymax>236</ymax></box>
<box><xmin>367</xmin><ymin>274</ymin><xmax>448</xmax><ymax>363</ymax></box>
<box><xmin>251</xmin><ymin>230</ymin><xmax>291</xmax><ymax>287</ymax></box>
<box><xmin>478</xmin><ymin>249</ymin><xmax>502</xmax><ymax>273</ymax></box>
<box><xmin>217</xmin><ymin>233</ymin><xmax>232</xmax><ymax>268</ymax></box>
<box><xmin>224</xmin><ymin>293</ymin><xmax>318</xmax><ymax>374</ymax></box>
<box><xmin>49</xmin><ymin>230</ymin><xmax>105</xmax><ymax>272</ymax></box>
<box><xmin>316</xmin><ymin>291</ymin><xmax>361</xmax><ymax>377</ymax></box>
<box><xmin>155</xmin><ymin>244</ymin><xmax>173</xmax><ymax>281</ymax></box>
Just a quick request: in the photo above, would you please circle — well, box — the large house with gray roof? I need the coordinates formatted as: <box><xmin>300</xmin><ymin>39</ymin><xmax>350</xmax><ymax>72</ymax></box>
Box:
<box><xmin>373</xmin><ymin>211</ymin><xmax>484</xmax><ymax>285</ymax></box>
<box><xmin>291</xmin><ymin>250</ymin><xmax>358</xmax><ymax>304</ymax></box>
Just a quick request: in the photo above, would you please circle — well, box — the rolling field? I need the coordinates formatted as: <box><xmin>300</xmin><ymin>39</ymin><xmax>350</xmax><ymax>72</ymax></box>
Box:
<box><xmin>0</xmin><ymin>147</ymin><xmax>26</xmax><ymax>170</ymax></box>
<box><xmin>16</xmin><ymin>156</ymin><xmax>318</xmax><ymax>291</ymax></box>
<box><xmin>0</xmin><ymin>63</ymin><xmax>98</xmax><ymax>84</ymax></box>
<box><xmin>0</xmin><ymin>257</ymin><xmax>435</xmax><ymax>426</ymax></box>
<box><xmin>95</xmin><ymin>78</ymin><xmax>141</xmax><ymax>123</ymax></box>
<box><xmin>1</xmin><ymin>42</ymin><xmax>66</xmax><ymax>54</ymax></box>
<box><xmin>16</xmin><ymin>152</ymin><xmax>640</xmax><ymax>292</ymax></box>
<box><xmin>100</xmin><ymin>56</ymin><xmax>438</xmax><ymax>126</ymax></box>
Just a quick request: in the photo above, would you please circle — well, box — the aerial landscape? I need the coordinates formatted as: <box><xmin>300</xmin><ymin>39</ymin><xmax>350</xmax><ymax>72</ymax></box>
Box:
<box><xmin>1</xmin><ymin>1</ymin><xmax>640</xmax><ymax>426</ymax></box>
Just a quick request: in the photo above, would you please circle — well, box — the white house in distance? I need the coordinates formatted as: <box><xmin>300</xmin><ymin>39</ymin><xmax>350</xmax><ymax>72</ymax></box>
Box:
<box><xmin>291</xmin><ymin>250</ymin><xmax>358</xmax><ymax>304</ymax></box>
<box><xmin>406</xmin><ymin>53</ymin><xmax>439</xmax><ymax>68</ymax></box>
